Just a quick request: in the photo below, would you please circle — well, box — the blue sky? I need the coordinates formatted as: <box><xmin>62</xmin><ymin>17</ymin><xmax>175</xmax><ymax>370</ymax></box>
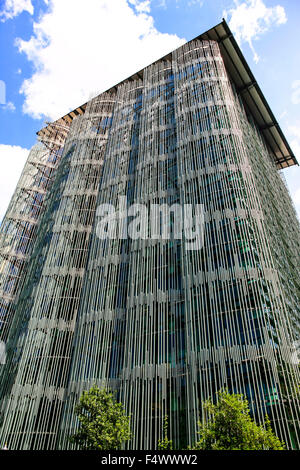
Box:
<box><xmin>0</xmin><ymin>0</ymin><xmax>299</xmax><ymax>221</ymax></box>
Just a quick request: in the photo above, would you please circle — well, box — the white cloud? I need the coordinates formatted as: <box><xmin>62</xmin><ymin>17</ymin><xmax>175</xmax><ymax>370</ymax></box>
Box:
<box><xmin>0</xmin><ymin>144</ymin><xmax>29</xmax><ymax>222</ymax></box>
<box><xmin>15</xmin><ymin>0</ymin><xmax>185</xmax><ymax>121</ymax></box>
<box><xmin>129</xmin><ymin>0</ymin><xmax>151</xmax><ymax>13</ymax></box>
<box><xmin>287</xmin><ymin>122</ymin><xmax>300</xmax><ymax>145</ymax></box>
<box><xmin>0</xmin><ymin>0</ymin><xmax>33</xmax><ymax>22</ymax></box>
<box><xmin>279</xmin><ymin>110</ymin><xmax>287</xmax><ymax>120</ymax></box>
<box><xmin>290</xmin><ymin>138</ymin><xmax>300</xmax><ymax>163</ymax></box>
<box><xmin>187</xmin><ymin>0</ymin><xmax>204</xmax><ymax>6</ymax></box>
<box><xmin>223</xmin><ymin>0</ymin><xmax>287</xmax><ymax>63</ymax></box>
<box><xmin>291</xmin><ymin>80</ymin><xmax>300</xmax><ymax>105</ymax></box>
<box><xmin>1</xmin><ymin>101</ymin><xmax>16</xmax><ymax>111</ymax></box>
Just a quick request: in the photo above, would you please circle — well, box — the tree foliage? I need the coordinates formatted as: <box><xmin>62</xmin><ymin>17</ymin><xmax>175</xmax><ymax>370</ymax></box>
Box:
<box><xmin>158</xmin><ymin>415</ymin><xmax>173</xmax><ymax>450</ymax></box>
<box><xmin>70</xmin><ymin>386</ymin><xmax>131</xmax><ymax>450</ymax></box>
<box><xmin>191</xmin><ymin>390</ymin><xmax>285</xmax><ymax>450</ymax></box>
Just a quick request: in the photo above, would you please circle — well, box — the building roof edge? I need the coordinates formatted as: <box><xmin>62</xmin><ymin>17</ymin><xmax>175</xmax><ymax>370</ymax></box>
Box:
<box><xmin>37</xmin><ymin>20</ymin><xmax>298</xmax><ymax>169</ymax></box>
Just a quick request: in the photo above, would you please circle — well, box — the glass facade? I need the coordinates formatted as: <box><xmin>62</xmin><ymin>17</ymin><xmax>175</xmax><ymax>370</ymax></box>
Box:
<box><xmin>0</xmin><ymin>32</ymin><xmax>299</xmax><ymax>449</ymax></box>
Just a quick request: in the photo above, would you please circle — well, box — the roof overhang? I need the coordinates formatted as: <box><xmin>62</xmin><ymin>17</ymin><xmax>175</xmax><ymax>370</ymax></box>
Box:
<box><xmin>198</xmin><ymin>20</ymin><xmax>297</xmax><ymax>169</ymax></box>
<box><xmin>37</xmin><ymin>20</ymin><xmax>297</xmax><ymax>169</ymax></box>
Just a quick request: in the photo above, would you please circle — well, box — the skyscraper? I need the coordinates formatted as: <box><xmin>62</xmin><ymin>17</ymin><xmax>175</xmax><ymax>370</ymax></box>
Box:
<box><xmin>0</xmin><ymin>20</ymin><xmax>299</xmax><ymax>450</ymax></box>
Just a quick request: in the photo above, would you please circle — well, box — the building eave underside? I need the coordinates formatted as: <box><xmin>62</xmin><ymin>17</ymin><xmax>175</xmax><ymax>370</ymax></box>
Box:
<box><xmin>37</xmin><ymin>20</ymin><xmax>298</xmax><ymax>170</ymax></box>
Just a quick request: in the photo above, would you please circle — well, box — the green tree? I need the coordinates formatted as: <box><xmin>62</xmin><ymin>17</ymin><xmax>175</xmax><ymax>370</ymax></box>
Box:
<box><xmin>70</xmin><ymin>386</ymin><xmax>131</xmax><ymax>450</ymax></box>
<box><xmin>191</xmin><ymin>390</ymin><xmax>285</xmax><ymax>450</ymax></box>
<box><xmin>158</xmin><ymin>415</ymin><xmax>173</xmax><ymax>450</ymax></box>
